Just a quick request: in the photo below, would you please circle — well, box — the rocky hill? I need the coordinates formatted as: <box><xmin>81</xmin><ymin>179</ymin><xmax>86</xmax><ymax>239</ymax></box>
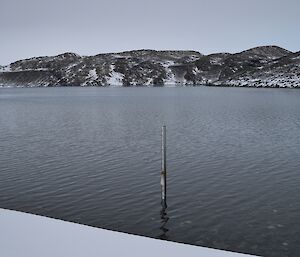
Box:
<box><xmin>0</xmin><ymin>46</ymin><xmax>299</xmax><ymax>88</ymax></box>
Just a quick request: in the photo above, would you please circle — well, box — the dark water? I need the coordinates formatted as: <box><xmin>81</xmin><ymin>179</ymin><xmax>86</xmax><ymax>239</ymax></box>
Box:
<box><xmin>1</xmin><ymin>87</ymin><xmax>300</xmax><ymax>256</ymax></box>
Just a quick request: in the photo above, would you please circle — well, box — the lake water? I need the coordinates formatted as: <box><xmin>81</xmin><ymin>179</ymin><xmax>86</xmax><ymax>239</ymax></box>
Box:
<box><xmin>1</xmin><ymin>87</ymin><xmax>300</xmax><ymax>256</ymax></box>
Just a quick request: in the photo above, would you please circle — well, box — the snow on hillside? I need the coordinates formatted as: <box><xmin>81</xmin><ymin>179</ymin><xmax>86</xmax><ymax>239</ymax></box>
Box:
<box><xmin>0</xmin><ymin>65</ymin><xmax>11</xmax><ymax>72</ymax></box>
<box><xmin>106</xmin><ymin>64</ymin><xmax>124</xmax><ymax>86</ymax></box>
<box><xmin>0</xmin><ymin>47</ymin><xmax>299</xmax><ymax>87</ymax></box>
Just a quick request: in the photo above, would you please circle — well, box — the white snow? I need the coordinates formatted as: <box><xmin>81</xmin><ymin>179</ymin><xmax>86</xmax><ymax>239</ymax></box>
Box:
<box><xmin>145</xmin><ymin>78</ymin><xmax>153</xmax><ymax>86</ymax></box>
<box><xmin>162</xmin><ymin>61</ymin><xmax>181</xmax><ymax>86</ymax></box>
<box><xmin>81</xmin><ymin>68</ymin><xmax>99</xmax><ymax>86</ymax></box>
<box><xmin>0</xmin><ymin>65</ymin><xmax>11</xmax><ymax>72</ymax></box>
<box><xmin>66</xmin><ymin>63</ymin><xmax>78</xmax><ymax>74</ymax></box>
<box><xmin>87</xmin><ymin>68</ymin><xmax>98</xmax><ymax>80</ymax></box>
<box><xmin>192</xmin><ymin>66</ymin><xmax>200</xmax><ymax>75</ymax></box>
<box><xmin>107</xmin><ymin>64</ymin><xmax>124</xmax><ymax>86</ymax></box>
<box><xmin>226</xmin><ymin>74</ymin><xmax>300</xmax><ymax>88</ymax></box>
<box><xmin>161</xmin><ymin>60</ymin><xmax>176</xmax><ymax>68</ymax></box>
<box><xmin>164</xmin><ymin>72</ymin><xmax>178</xmax><ymax>86</ymax></box>
<box><xmin>1</xmin><ymin>67</ymin><xmax>50</xmax><ymax>72</ymax></box>
<box><xmin>292</xmin><ymin>55</ymin><xmax>300</xmax><ymax>60</ymax></box>
<box><xmin>0</xmin><ymin>208</ymin><xmax>257</xmax><ymax>257</ymax></box>
<box><xmin>210</xmin><ymin>57</ymin><xmax>224</xmax><ymax>65</ymax></box>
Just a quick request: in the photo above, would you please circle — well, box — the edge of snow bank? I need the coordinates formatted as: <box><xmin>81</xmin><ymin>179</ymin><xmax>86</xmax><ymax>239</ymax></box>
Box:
<box><xmin>0</xmin><ymin>208</ymin><xmax>258</xmax><ymax>257</ymax></box>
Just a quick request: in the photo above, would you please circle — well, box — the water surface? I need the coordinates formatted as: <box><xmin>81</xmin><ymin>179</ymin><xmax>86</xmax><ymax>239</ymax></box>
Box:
<box><xmin>1</xmin><ymin>87</ymin><xmax>300</xmax><ymax>256</ymax></box>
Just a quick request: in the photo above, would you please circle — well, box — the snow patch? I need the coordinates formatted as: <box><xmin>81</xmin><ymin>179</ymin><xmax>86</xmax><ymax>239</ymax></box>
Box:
<box><xmin>162</xmin><ymin>61</ymin><xmax>181</xmax><ymax>86</ymax></box>
<box><xmin>161</xmin><ymin>61</ymin><xmax>176</xmax><ymax>68</ymax></box>
<box><xmin>164</xmin><ymin>71</ymin><xmax>177</xmax><ymax>86</ymax></box>
<box><xmin>107</xmin><ymin>65</ymin><xmax>124</xmax><ymax>86</ymax></box>
<box><xmin>87</xmin><ymin>69</ymin><xmax>98</xmax><ymax>80</ymax></box>
<box><xmin>145</xmin><ymin>78</ymin><xmax>153</xmax><ymax>86</ymax></box>
<box><xmin>0</xmin><ymin>65</ymin><xmax>11</xmax><ymax>72</ymax></box>
<box><xmin>292</xmin><ymin>55</ymin><xmax>300</xmax><ymax>60</ymax></box>
<box><xmin>81</xmin><ymin>68</ymin><xmax>99</xmax><ymax>86</ymax></box>
<box><xmin>210</xmin><ymin>57</ymin><xmax>224</xmax><ymax>65</ymax></box>
<box><xmin>192</xmin><ymin>67</ymin><xmax>199</xmax><ymax>75</ymax></box>
<box><xmin>227</xmin><ymin>74</ymin><xmax>300</xmax><ymax>88</ymax></box>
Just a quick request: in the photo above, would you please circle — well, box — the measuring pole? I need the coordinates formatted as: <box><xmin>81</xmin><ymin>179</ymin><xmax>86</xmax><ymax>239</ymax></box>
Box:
<box><xmin>161</xmin><ymin>125</ymin><xmax>167</xmax><ymax>207</ymax></box>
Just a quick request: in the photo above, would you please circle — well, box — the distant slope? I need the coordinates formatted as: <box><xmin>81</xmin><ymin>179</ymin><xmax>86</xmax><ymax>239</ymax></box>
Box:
<box><xmin>0</xmin><ymin>46</ymin><xmax>299</xmax><ymax>88</ymax></box>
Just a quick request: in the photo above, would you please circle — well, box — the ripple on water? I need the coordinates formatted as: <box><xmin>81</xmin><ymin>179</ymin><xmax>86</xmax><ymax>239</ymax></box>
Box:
<box><xmin>1</xmin><ymin>87</ymin><xmax>300</xmax><ymax>257</ymax></box>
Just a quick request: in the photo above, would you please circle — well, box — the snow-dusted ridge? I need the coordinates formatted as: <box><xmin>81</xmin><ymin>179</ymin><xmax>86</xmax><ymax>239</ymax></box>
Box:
<box><xmin>0</xmin><ymin>208</ymin><xmax>258</xmax><ymax>257</ymax></box>
<box><xmin>0</xmin><ymin>46</ymin><xmax>299</xmax><ymax>88</ymax></box>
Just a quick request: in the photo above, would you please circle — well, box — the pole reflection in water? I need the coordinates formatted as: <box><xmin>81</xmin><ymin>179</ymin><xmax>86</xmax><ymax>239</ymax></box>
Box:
<box><xmin>159</xmin><ymin>203</ymin><xmax>169</xmax><ymax>240</ymax></box>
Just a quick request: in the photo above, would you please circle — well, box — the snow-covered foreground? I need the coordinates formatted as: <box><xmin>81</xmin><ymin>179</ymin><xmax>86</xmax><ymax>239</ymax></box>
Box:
<box><xmin>0</xmin><ymin>208</ymin><xmax>258</xmax><ymax>257</ymax></box>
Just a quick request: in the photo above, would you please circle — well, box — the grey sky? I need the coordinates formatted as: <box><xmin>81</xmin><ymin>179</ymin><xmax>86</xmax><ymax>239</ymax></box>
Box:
<box><xmin>1</xmin><ymin>0</ymin><xmax>300</xmax><ymax>65</ymax></box>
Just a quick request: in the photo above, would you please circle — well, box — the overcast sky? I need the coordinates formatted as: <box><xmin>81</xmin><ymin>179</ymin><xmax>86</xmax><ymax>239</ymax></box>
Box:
<box><xmin>1</xmin><ymin>0</ymin><xmax>300</xmax><ymax>65</ymax></box>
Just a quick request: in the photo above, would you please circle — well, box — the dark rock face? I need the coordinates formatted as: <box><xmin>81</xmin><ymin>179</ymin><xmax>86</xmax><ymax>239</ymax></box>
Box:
<box><xmin>0</xmin><ymin>46</ymin><xmax>299</xmax><ymax>88</ymax></box>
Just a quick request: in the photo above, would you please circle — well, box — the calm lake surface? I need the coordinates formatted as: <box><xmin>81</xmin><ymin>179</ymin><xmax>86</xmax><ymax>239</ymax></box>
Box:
<box><xmin>1</xmin><ymin>87</ymin><xmax>300</xmax><ymax>256</ymax></box>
